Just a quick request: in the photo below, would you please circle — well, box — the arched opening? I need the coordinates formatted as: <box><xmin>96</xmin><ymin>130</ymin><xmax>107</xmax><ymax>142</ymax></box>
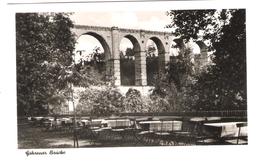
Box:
<box><xmin>195</xmin><ymin>41</ymin><xmax>208</xmax><ymax>73</ymax></box>
<box><xmin>146</xmin><ymin>37</ymin><xmax>165</xmax><ymax>85</ymax></box>
<box><xmin>146</xmin><ymin>39</ymin><xmax>158</xmax><ymax>85</ymax></box>
<box><xmin>170</xmin><ymin>40</ymin><xmax>182</xmax><ymax>59</ymax></box>
<box><xmin>171</xmin><ymin>39</ymin><xmax>185</xmax><ymax>58</ymax></box>
<box><xmin>74</xmin><ymin>32</ymin><xmax>111</xmax><ymax>82</ymax></box>
<box><xmin>119</xmin><ymin>35</ymin><xmax>141</xmax><ymax>86</ymax></box>
<box><xmin>170</xmin><ymin>39</ymin><xmax>208</xmax><ymax>74</ymax></box>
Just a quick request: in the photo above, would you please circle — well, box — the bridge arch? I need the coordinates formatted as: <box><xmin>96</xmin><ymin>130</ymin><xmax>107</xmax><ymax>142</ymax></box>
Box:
<box><xmin>145</xmin><ymin>36</ymin><xmax>166</xmax><ymax>85</ymax></box>
<box><xmin>73</xmin><ymin>25</ymin><xmax>174</xmax><ymax>87</ymax></box>
<box><xmin>196</xmin><ymin>41</ymin><xmax>208</xmax><ymax>54</ymax></box>
<box><xmin>195</xmin><ymin>41</ymin><xmax>208</xmax><ymax>72</ymax></box>
<box><xmin>149</xmin><ymin>36</ymin><xmax>165</xmax><ymax>55</ymax></box>
<box><xmin>124</xmin><ymin>34</ymin><xmax>141</xmax><ymax>52</ymax></box>
<box><xmin>150</xmin><ymin>36</ymin><xmax>167</xmax><ymax>73</ymax></box>
<box><xmin>77</xmin><ymin>32</ymin><xmax>112</xmax><ymax>60</ymax></box>
<box><xmin>74</xmin><ymin>31</ymin><xmax>113</xmax><ymax>81</ymax></box>
<box><xmin>119</xmin><ymin>34</ymin><xmax>144</xmax><ymax>86</ymax></box>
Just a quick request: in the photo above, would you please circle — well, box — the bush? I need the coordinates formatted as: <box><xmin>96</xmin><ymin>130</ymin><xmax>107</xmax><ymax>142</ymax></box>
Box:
<box><xmin>77</xmin><ymin>86</ymin><xmax>179</xmax><ymax>115</ymax></box>
<box><xmin>150</xmin><ymin>95</ymin><xmax>171</xmax><ymax>112</ymax></box>
<box><xmin>76</xmin><ymin>86</ymin><xmax>123</xmax><ymax>117</ymax></box>
<box><xmin>122</xmin><ymin>88</ymin><xmax>143</xmax><ymax>113</ymax></box>
<box><xmin>91</xmin><ymin>87</ymin><xmax>123</xmax><ymax>117</ymax></box>
<box><xmin>122</xmin><ymin>88</ymin><xmax>171</xmax><ymax>113</ymax></box>
<box><xmin>76</xmin><ymin>87</ymin><xmax>100</xmax><ymax>114</ymax></box>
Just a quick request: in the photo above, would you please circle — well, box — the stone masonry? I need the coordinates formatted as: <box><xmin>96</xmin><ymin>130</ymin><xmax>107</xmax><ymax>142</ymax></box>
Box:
<box><xmin>72</xmin><ymin>25</ymin><xmax>207</xmax><ymax>86</ymax></box>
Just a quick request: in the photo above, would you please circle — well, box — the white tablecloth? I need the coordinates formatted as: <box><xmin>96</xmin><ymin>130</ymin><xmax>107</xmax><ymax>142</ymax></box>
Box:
<box><xmin>204</xmin><ymin>122</ymin><xmax>247</xmax><ymax>137</ymax></box>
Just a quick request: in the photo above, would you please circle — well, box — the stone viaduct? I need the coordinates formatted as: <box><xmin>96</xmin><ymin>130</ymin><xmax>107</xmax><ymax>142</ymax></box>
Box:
<box><xmin>72</xmin><ymin>25</ymin><xmax>208</xmax><ymax>87</ymax></box>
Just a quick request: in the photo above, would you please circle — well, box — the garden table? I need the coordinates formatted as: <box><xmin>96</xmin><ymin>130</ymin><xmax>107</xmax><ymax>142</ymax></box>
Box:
<box><xmin>203</xmin><ymin>122</ymin><xmax>247</xmax><ymax>137</ymax></box>
<box><xmin>106</xmin><ymin>118</ymin><xmax>135</xmax><ymax>142</ymax></box>
<box><xmin>137</xmin><ymin>120</ymin><xmax>186</xmax><ymax>145</ymax></box>
<box><xmin>202</xmin><ymin>122</ymin><xmax>247</xmax><ymax>144</ymax></box>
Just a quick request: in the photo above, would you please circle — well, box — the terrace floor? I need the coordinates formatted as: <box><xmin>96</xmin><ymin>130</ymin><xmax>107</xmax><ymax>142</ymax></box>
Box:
<box><xmin>18</xmin><ymin>122</ymin><xmax>159</xmax><ymax>148</ymax></box>
<box><xmin>18</xmin><ymin>118</ymin><xmax>247</xmax><ymax>149</ymax></box>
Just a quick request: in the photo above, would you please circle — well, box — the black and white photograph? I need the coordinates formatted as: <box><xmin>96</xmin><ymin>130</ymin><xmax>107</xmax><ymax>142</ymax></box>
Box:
<box><xmin>16</xmin><ymin>9</ymin><xmax>247</xmax><ymax>148</ymax></box>
<box><xmin>1</xmin><ymin>0</ymin><xmax>260</xmax><ymax>163</ymax></box>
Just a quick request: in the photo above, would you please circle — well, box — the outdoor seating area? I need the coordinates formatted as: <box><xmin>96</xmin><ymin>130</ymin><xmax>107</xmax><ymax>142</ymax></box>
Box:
<box><xmin>26</xmin><ymin>115</ymin><xmax>248</xmax><ymax>147</ymax></box>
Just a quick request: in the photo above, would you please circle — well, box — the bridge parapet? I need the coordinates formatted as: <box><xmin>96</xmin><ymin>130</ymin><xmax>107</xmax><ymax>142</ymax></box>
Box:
<box><xmin>74</xmin><ymin>25</ymin><xmax>111</xmax><ymax>31</ymax></box>
<box><xmin>74</xmin><ymin>25</ymin><xmax>172</xmax><ymax>36</ymax></box>
<box><xmin>73</xmin><ymin>24</ymin><xmax>207</xmax><ymax>87</ymax></box>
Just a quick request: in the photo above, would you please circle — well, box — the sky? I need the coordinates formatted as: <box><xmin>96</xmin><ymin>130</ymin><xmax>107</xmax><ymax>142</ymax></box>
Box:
<box><xmin>70</xmin><ymin>11</ymin><xmax>199</xmax><ymax>63</ymax></box>
<box><xmin>70</xmin><ymin>11</ymin><xmax>172</xmax><ymax>31</ymax></box>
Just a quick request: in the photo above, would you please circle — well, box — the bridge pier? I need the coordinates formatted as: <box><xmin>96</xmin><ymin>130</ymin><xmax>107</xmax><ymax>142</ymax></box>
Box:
<box><xmin>135</xmin><ymin>51</ymin><xmax>147</xmax><ymax>86</ymax></box>
<box><xmin>73</xmin><ymin>25</ymin><xmax>210</xmax><ymax>87</ymax></box>
<box><xmin>113</xmin><ymin>59</ymin><xmax>121</xmax><ymax>86</ymax></box>
<box><xmin>111</xmin><ymin>27</ymin><xmax>121</xmax><ymax>86</ymax></box>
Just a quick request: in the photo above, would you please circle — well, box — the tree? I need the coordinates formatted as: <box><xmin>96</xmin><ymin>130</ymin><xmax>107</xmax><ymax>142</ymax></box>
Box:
<box><xmin>167</xmin><ymin>47</ymin><xmax>194</xmax><ymax>90</ymax></box>
<box><xmin>16</xmin><ymin>13</ymin><xmax>76</xmax><ymax>116</ymax></box>
<box><xmin>166</xmin><ymin>47</ymin><xmax>196</xmax><ymax>111</ymax></box>
<box><xmin>151</xmin><ymin>73</ymin><xmax>179</xmax><ymax>111</ymax></box>
<box><xmin>146</xmin><ymin>45</ymin><xmax>157</xmax><ymax>57</ymax></box>
<box><xmin>125</xmin><ymin>47</ymin><xmax>134</xmax><ymax>59</ymax></box>
<box><xmin>92</xmin><ymin>46</ymin><xmax>105</xmax><ymax>63</ymax></box>
<box><xmin>146</xmin><ymin>45</ymin><xmax>159</xmax><ymax>85</ymax></box>
<box><xmin>149</xmin><ymin>41</ymin><xmax>195</xmax><ymax>111</ymax></box>
<box><xmin>167</xmin><ymin>9</ymin><xmax>246</xmax><ymax>111</ymax></box>
<box><xmin>167</xmin><ymin>9</ymin><xmax>232</xmax><ymax>49</ymax></box>
<box><xmin>194</xmin><ymin>10</ymin><xmax>246</xmax><ymax>110</ymax></box>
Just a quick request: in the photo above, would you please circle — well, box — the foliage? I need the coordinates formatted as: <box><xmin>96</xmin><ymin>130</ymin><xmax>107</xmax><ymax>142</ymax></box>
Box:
<box><xmin>92</xmin><ymin>46</ymin><xmax>105</xmax><ymax>63</ymax></box>
<box><xmin>166</xmin><ymin>9</ymin><xmax>232</xmax><ymax>45</ymax></box>
<box><xmin>74</xmin><ymin>46</ymin><xmax>106</xmax><ymax>84</ymax></box>
<box><xmin>167</xmin><ymin>9</ymin><xmax>246</xmax><ymax>111</ymax></box>
<box><xmin>122</xmin><ymin>88</ymin><xmax>171</xmax><ymax>113</ymax></box>
<box><xmin>76</xmin><ymin>86</ymin><xmax>123</xmax><ymax>117</ymax></box>
<box><xmin>76</xmin><ymin>87</ymin><xmax>100</xmax><ymax>114</ymax></box>
<box><xmin>150</xmin><ymin>94</ymin><xmax>171</xmax><ymax>112</ymax></box>
<box><xmin>151</xmin><ymin>73</ymin><xmax>179</xmax><ymax>111</ymax></box>
<box><xmin>77</xmin><ymin>87</ymin><xmax>177</xmax><ymax>114</ymax></box>
<box><xmin>91</xmin><ymin>87</ymin><xmax>123</xmax><ymax>117</ymax></box>
<box><xmin>146</xmin><ymin>45</ymin><xmax>157</xmax><ymax>57</ymax></box>
<box><xmin>74</xmin><ymin>63</ymin><xmax>106</xmax><ymax>87</ymax></box>
<box><xmin>47</xmin><ymin>91</ymin><xmax>67</xmax><ymax>115</ymax></box>
<box><xmin>193</xmin><ymin>9</ymin><xmax>246</xmax><ymax>110</ymax></box>
<box><xmin>146</xmin><ymin>56</ymin><xmax>159</xmax><ymax>86</ymax></box>
<box><xmin>125</xmin><ymin>47</ymin><xmax>135</xmax><ymax>58</ymax></box>
<box><xmin>150</xmin><ymin>45</ymin><xmax>195</xmax><ymax>111</ymax></box>
<box><xmin>120</xmin><ymin>58</ymin><xmax>135</xmax><ymax>86</ymax></box>
<box><xmin>122</xmin><ymin>88</ymin><xmax>143</xmax><ymax>112</ymax></box>
<box><xmin>167</xmin><ymin>47</ymin><xmax>195</xmax><ymax>90</ymax></box>
<box><xmin>140</xmin><ymin>96</ymin><xmax>153</xmax><ymax>112</ymax></box>
<box><xmin>16</xmin><ymin>13</ymin><xmax>76</xmax><ymax>116</ymax></box>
